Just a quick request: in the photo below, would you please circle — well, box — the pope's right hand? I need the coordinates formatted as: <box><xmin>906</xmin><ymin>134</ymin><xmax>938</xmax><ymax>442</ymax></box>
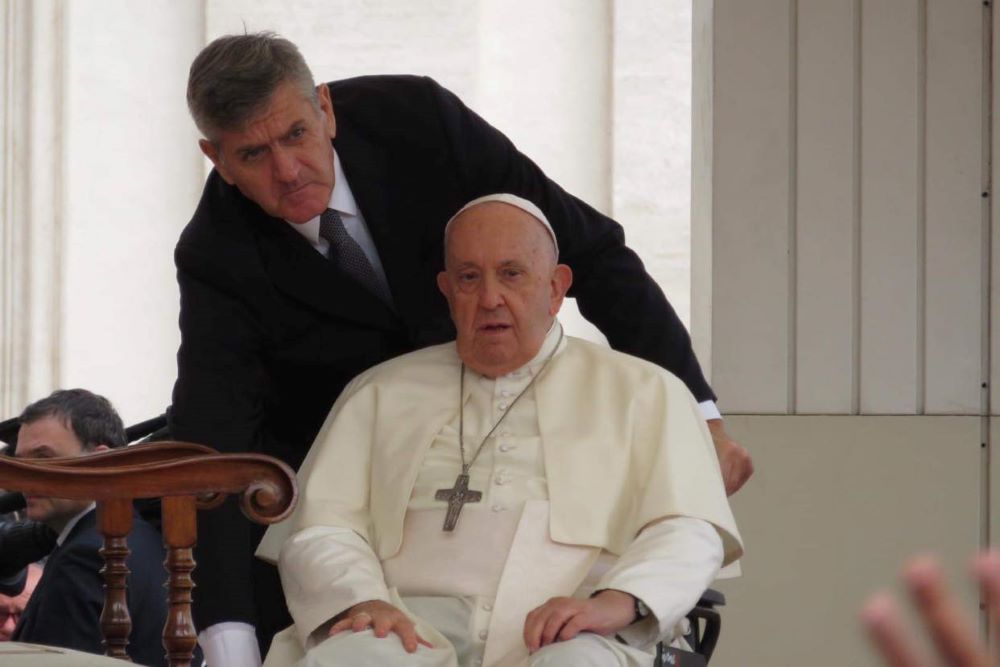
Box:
<box><xmin>328</xmin><ymin>600</ymin><xmax>433</xmax><ymax>653</ymax></box>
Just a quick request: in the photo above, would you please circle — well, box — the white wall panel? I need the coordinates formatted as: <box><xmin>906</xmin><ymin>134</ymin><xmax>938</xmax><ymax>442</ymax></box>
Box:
<box><xmin>477</xmin><ymin>0</ymin><xmax>611</xmax><ymax>214</ymax></box>
<box><xmin>20</xmin><ymin>1</ymin><xmax>64</xmax><ymax>413</ymax></box>
<box><xmin>612</xmin><ymin>0</ymin><xmax>693</xmax><ymax>327</ymax></box>
<box><xmin>794</xmin><ymin>0</ymin><xmax>856</xmax><ymax>414</ymax></box>
<box><xmin>691</xmin><ymin>0</ymin><xmax>714</xmax><ymax>378</ymax></box>
<box><xmin>61</xmin><ymin>0</ymin><xmax>205</xmax><ymax>424</ymax></box>
<box><xmin>858</xmin><ymin>0</ymin><xmax>921</xmax><ymax>414</ymax></box>
<box><xmin>711</xmin><ymin>0</ymin><xmax>791</xmax><ymax>414</ymax></box>
<box><xmin>0</xmin><ymin>0</ymin><xmax>64</xmax><ymax>418</ymax></box>
<box><xmin>705</xmin><ymin>2</ymin><xmax>987</xmax><ymax>417</ymax></box>
<box><xmin>715</xmin><ymin>415</ymin><xmax>981</xmax><ymax>667</ymax></box>
<box><xmin>923</xmin><ymin>0</ymin><xmax>983</xmax><ymax>414</ymax></box>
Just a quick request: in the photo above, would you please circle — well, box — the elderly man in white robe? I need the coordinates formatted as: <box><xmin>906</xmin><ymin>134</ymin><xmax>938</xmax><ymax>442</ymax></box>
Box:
<box><xmin>257</xmin><ymin>193</ymin><xmax>744</xmax><ymax>667</ymax></box>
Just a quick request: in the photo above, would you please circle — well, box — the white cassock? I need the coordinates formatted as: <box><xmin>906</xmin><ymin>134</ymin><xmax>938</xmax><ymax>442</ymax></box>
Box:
<box><xmin>257</xmin><ymin>323</ymin><xmax>743</xmax><ymax>667</ymax></box>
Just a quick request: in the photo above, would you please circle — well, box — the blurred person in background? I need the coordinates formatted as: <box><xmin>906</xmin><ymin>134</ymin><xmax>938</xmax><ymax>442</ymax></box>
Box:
<box><xmin>10</xmin><ymin>389</ymin><xmax>169</xmax><ymax>666</ymax></box>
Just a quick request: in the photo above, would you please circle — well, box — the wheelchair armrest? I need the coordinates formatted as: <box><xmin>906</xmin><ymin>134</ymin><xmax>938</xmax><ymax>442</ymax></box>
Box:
<box><xmin>687</xmin><ymin>600</ymin><xmax>722</xmax><ymax>663</ymax></box>
<box><xmin>697</xmin><ymin>587</ymin><xmax>726</xmax><ymax>609</ymax></box>
<box><xmin>659</xmin><ymin>588</ymin><xmax>725</xmax><ymax>665</ymax></box>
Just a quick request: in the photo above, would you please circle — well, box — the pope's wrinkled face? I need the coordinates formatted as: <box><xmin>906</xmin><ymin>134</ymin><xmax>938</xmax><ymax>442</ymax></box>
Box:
<box><xmin>200</xmin><ymin>81</ymin><xmax>337</xmax><ymax>224</ymax></box>
<box><xmin>437</xmin><ymin>203</ymin><xmax>572</xmax><ymax>378</ymax></box>
<box><xmin>15</xmin><ymin>417</ymin><xmax>107</xmax><ymax>533</ymax></box>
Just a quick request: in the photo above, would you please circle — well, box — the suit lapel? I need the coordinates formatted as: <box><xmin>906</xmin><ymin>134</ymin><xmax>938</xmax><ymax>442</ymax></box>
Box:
<box><xmin>11</xmin><ymin>509</ymin><xmax>97</xmax><ymax>641</ymax></box>
<box><xmin>251</xmin><ymin>198</ymin><xmax>399</xmax><ymax>331</ymax></box>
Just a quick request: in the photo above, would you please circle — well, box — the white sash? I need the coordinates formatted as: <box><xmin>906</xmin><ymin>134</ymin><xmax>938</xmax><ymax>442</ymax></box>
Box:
<box><xmin>483</xmin><ymin>500</ymin><xmax>600</xmax><ymax>667</ymax></box>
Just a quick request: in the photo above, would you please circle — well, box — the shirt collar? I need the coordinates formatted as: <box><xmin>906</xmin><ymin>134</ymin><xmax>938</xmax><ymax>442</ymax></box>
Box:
<box><xmin>329</xmin><ymin>151</ymin><xmax>358</xmax><ymax>217</ymax></box>
<box><xmin>284</xmin><ymin>149</ymin><xmax>359</xmax><ymax>245</ymax></box>
<box><xmin>56</xmin><ymin>503</ymin><xmax>96</xmax><ymax>546</ymax></box>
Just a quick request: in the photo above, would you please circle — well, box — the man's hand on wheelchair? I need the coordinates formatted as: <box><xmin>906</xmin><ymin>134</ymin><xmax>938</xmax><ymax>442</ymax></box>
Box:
<box><xmin>707</xmin><ymin>419</ymin><xmax>754</xmax><ymax>496</ymax></box>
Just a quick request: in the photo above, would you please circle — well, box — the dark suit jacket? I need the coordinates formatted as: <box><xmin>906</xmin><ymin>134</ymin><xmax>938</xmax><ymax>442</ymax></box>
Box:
<box><xmin>12</xmin><ymin>509</ymin><xmax>168</xmax><ymax>667</ymax></box>
<box><xmin>170</xmin><ymin>75</ymin><xmax>713</xmax><ymax>642</ymax></box>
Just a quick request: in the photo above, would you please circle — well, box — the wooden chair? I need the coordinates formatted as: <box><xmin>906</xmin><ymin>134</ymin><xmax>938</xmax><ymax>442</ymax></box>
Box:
<box><xmin>0</xmin><ymin>441</ymin><xmax>297</xmax><ymax>666</ymax></box>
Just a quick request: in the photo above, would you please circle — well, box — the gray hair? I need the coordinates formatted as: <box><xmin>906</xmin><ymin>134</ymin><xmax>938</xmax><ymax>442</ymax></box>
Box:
<box><xmin>19</xmin><ymin>389</ymin><xmax>127</xmax><ymax>451</ymax></box>
<box><xmin>187</xmin><ymin>32</ymin><xmax>319</xmax><ymax>141</ymax></box>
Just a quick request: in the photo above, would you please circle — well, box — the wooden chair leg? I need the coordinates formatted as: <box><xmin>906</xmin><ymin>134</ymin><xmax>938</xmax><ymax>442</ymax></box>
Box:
<box><xmin>98</xmin><ymin>498</ymin><xmax>134</xmax><ymax>661</ymax></box>
<box><xmin>161</xmin><ymin>495</ymin><xmax>198</xmax><ymax>667</ymax></box>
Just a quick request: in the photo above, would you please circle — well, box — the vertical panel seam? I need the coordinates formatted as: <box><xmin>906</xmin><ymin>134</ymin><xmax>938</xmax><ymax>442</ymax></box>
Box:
<box><xmin>916</xmin><ymin>0</ymin><xmax>927</xmax><ymax>415</ymax></box>
<box><xmin>14</xmin><ymin>3</ymin><xmax>31</xmax><ymax>412</ymax></box>
<box><xmin>982</xmin><ymin>3</ymin><xmax>993</xmax><ymax>421</ymax></box>
<box><xmin>788</xmin><ymin>0</ymin><xmax>798</xmax><ymax>415</ymax></box>
<box><xmin>852</xmin><ymin>0</ymin><xmax>863</xmax><ymax>415</ymax></box>
<box><xmin>981</xmin><ymin>0</ymin><xmax>994</xmax><ymax>559</ymax></box>
<box><xmin>15</xmin><ymin>0</ymin><xmax>31</xmax><ymax>413</ymax></box>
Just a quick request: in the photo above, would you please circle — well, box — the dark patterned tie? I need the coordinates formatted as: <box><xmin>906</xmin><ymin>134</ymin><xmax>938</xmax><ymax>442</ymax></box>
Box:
<box><xmin>318</xmin><ymin>208</ymin><xmax>392</xmax><ymax>304</ymax></box>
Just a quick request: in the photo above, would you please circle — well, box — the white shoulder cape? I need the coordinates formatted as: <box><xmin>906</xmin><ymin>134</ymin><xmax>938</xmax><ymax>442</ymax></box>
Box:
<box><xmin>259</xmin><ymin>337</ymin><xmax>742</xmax><ymax>565</ymax></box>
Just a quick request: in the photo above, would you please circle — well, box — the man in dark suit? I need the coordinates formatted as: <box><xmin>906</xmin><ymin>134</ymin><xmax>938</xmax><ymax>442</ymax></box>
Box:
<box><xmin>172</xmin><ymin>32</ymin><xmax>753</xmax><ymax>665</ymax></box>
<box><xmin>12</xmin><ymin>389</ymin><xmax>168</xmax><ymax>666</ymax></box>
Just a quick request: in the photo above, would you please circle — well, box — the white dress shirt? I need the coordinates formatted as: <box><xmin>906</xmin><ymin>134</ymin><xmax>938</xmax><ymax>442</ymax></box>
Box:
<box><xmin>56</xmin><ymin>503</ymin><xmax>96</xmax><ymax>546</ymax></box>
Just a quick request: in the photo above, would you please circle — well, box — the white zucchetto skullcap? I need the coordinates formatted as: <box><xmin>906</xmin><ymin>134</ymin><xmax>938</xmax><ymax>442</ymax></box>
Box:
<box><xmin>444</xmin><ymin>193</ymin><xmax>559</xmax><ymax>259</ymax></box>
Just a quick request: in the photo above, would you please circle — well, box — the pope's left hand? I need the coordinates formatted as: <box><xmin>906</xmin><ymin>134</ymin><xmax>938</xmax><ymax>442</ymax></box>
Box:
<box><xmin>707</xmin><ymin>419</ymin><xmax>754</xmax><ymax>496</ymax></box>
<box><xmin>522</xmin><ymin>589</ymin><xmax>636</xmax><ymax>653</ymax></box>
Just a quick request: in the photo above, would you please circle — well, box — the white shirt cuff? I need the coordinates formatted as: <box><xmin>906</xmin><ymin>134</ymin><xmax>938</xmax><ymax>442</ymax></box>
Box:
<box><xmin>198</xmin><ymin>622</ymin><xmax>262</xmax><ymax>667</ymax></box>
<box><xmin>598</xmin><ymin>517</ymin><xmax>724</xmax><ymax>647</ymax></box>
<box><xmin>698</xmin><ymin>400</ymin><xmax>721</xmax><ymax>421</ymax></box>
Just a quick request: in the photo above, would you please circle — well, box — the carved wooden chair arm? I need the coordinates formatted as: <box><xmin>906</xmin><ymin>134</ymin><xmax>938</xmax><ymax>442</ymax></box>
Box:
<box><xmin>0</xmin><ymin>442</ymin><xmax>297</xmax><ymax>666</ymax></box>
<box><xmin>36</xmin><ymin>441</ymin><xmax>216</xmax><ymax>467</ymax></box>
<box><xmin>0</xmin><ymin>443</ymin><xmax>295</xmax><ymax>521</ymax></box>
<box><xmin>26</xmin><ymin>442</ymin><xmax>227</xmax><ymax>510</ymax></box>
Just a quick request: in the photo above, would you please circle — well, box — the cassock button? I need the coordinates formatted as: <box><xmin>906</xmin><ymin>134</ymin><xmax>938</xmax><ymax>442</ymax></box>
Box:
<box><xmin>479</xmin><ymin>630</ymin><xmax>489</xmax><ymax>641</ymax></box>
<box><xmin>501</xmin><ymin>389</ymin><xmax>512</xmax><ymax>397</ymax></box>
<box><xmin>483</xmin><ymin>602</ymin><xmax>493</xmax><ymax>611</ymax></box>
<box><xmin>491</xmin><ymin>504</ymin><xmax>505</xmax><ymax>512</ymax></box>
<box><xmin>499</xmin><ymin>444</ymin><xmax>512</xmax><ymax>453</ymax></box>
<box><xmin>498</xmin><ymin>402</ymin><xmax>508</xmax><ymax>411</ymax></box>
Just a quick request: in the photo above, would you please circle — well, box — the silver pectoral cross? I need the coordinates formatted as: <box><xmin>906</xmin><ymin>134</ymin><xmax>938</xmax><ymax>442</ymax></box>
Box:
<box><xmin>435</xmin><ymin>473</ymin><xmax>482</xmax><ymax>531</ymax></box>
